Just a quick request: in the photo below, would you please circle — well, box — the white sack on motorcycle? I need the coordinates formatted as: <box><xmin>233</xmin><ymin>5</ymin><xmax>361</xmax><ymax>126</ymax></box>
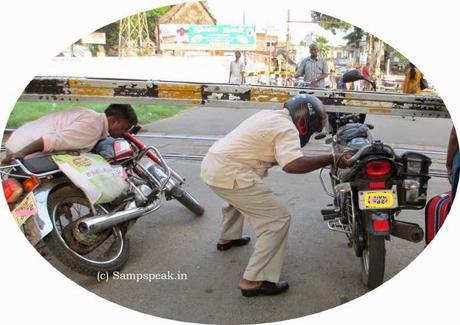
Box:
<box><xmin>52</xmin><ymin>153</ymin><xmax>128</xmax><ymax>205</ymax></box>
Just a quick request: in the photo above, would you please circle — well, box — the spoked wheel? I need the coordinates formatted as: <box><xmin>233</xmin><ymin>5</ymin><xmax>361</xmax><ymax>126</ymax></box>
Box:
<box><xmin>44</xmin><ymin>186</ymin><xmax>129</xmax><ymax>276</ymax></box>
<box><xmin>360</xmin><ymin>233</ymin><xmax>386</xmax><ymax>289</ymax></box>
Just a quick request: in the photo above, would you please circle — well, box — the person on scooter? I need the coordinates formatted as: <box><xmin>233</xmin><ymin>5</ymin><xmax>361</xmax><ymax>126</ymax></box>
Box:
<box><xmin>2</xmin><ymin>104</ymin><xmax>138</xmax><ymax>164</ymax></box>
<box><xmin>200</xmin><ymin>94</ymin><xmax>352</xmax><ymax>297</ymax></box>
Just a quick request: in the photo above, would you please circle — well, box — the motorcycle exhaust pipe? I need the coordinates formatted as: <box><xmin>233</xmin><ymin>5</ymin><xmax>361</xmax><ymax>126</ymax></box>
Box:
<box><xmin>391</xmin><ymin>220</ymin><xmax>424</xmax><ymax>243</ymax></box>
<box><xmin>77</xmin><ymin>201</ymin><xmax>161</xmax><ymax>235</ymax></box>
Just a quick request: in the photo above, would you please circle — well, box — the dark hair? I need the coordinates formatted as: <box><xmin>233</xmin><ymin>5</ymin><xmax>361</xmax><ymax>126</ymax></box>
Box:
<box><xmin>104</xmin><ymin>104</ymin><xmax>138</xmax><ymax>125</ymax></box>
<box><xmin>409</xmin><ymin>63</ymin><xmax>417</xmax><ymax>81</ymax></box>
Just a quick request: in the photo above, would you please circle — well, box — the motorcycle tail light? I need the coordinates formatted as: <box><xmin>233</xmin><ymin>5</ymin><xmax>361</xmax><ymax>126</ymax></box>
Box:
<box><xmin>2</xmin><ymin>178</ymin><xmax>24</xmax><ymax>203</ymax></box>
<box><xmin>373</xmin><ymin>219</ymin><xmax>390</xmax><ymax>232</ymax></box>
<box><xmin>23</xmin><ymin>176</ymin><xmax>40</xmax><ymax>193</ymax></box>
<box><xmin>369</xmin><ymin>181</ymin><xmax>386</xmax><ymax>190</ymax></box>
<box><xmin>364</xmin><ymin>160</ymin><xmax>392</xmax><ymax>178</ymax></box>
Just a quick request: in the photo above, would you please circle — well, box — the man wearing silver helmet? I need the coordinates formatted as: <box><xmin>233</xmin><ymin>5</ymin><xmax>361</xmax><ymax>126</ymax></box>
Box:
<box><xmin>201</xmin><ymin>94</ymin><xmax>351</xmax><ymax>297</ymax></box>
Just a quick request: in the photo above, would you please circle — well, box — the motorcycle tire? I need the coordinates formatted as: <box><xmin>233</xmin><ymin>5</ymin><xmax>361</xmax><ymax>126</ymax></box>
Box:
<box><xmin>360</xmin><ymin>233</ymin><xmax>385</xmax><ymax>290</ymax></box>
<box><xmin>173</xmin><ymin>187</ymin><xmax>205</xmax><ymax>216</ymax></box>
<box><xmin>44</xmin><ymin>186</ymin><xmax>130</xmax><ymax>276</ymax></box>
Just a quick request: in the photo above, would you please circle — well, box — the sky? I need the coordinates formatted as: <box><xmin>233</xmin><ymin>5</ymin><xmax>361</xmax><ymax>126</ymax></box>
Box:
<box><xmin>207</xmin><ymin>0</ymin><xmax>348</xmax><ymax>46</ymax></box>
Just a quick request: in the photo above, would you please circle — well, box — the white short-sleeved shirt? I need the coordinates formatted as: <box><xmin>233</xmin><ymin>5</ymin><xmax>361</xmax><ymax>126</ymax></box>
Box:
<box><xmin>200</xmin><ymin>109</ymin><xmax>303</xmax><ymax>189</ymax></box>
<box><xmin>229</xmin><ymin>60</ymin><xmax>245</xmax><ymax>84</ymax></box>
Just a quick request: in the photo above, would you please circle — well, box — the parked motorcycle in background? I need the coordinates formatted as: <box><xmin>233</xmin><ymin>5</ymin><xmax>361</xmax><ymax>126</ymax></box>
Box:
<box><xmin>1</xmin><ymin>125</ymin><xmax>204</xmax><ymax>276</ymax></box>
<box><xmin>316</xmin><ymin>76</ymin><xmax>431</xmax><ymax>289</ymax></box>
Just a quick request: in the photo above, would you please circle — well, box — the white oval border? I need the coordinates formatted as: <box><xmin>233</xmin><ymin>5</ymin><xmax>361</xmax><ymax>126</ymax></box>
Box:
<box><xmin>0</xmin><ymin>1</ymin><xmax>458</xmax><ymax>324</ymax></box>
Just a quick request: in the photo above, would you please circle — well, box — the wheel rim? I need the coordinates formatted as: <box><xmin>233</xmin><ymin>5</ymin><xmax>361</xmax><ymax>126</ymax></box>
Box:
<box><xmin>51</xmin><ymin>195</ymin><xmax>125</xmax><ymax>265</ymax></box>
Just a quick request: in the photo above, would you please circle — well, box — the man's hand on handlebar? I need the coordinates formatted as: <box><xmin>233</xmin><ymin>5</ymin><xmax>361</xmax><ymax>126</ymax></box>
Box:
<box><xmin>333</xmin><ymin>150</ymin><xmax>354</xmax><ymax>169</ymax></box>
<box><xmin>1</xmin><ymin>151</ymin><xmax>25</xmax><ymax>165</ymax></box>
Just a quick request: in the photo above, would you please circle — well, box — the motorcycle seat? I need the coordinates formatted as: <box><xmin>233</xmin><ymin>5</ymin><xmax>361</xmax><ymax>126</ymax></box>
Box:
<box><xmin>21</xmin><ymin>155</ymin><xmax>59</xmax><ymax>174</ymax></box>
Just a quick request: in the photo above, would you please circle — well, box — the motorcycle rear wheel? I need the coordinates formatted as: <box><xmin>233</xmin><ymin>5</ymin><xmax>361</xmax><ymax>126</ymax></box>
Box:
<box><xmin>44</xmin><ymin>186</ymin><xmax>129</xmax><ymax>276</ymax></box>
<box><xmin>360</xmin><ymin>233</ymin><xmax>385</xmax><ymax>289</ymax></box>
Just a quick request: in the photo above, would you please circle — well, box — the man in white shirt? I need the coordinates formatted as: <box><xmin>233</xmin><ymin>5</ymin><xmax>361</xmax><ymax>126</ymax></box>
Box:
<box><xmin>201</xmin><ymin>94</ymin><xmax>351</xmax><ymax>297</ymax></box>
<box><xmin>229</xmin><ymin>51</ymin><xmax>245</xmax><ymax>84</ymax></box>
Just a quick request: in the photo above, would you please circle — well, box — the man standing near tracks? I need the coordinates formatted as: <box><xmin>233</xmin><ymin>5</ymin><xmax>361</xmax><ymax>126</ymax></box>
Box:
<box><xmin>295</xmin><ymin>43</ymin><xmax>329</xmax><ymax>88</ymax></box>
<box><xmin>200</xmin><ymin>94</ymin><xmax>350</xmax><ymax>297</ymax></box>
<box><xmin>228</xmin><ymin>51</ymin><xmax>245</xmax><ymax>85</ymax></box>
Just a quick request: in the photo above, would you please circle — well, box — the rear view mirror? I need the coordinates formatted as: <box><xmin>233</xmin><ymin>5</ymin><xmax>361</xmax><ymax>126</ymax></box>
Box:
<box><xmin>314</xmin><ymin>132</ymin><xmax>327</xmax><ymax>140</ymax></box>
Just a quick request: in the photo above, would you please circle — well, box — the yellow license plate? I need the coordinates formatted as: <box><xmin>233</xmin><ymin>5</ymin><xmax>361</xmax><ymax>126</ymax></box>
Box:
<box><xmin>358</xmin><ymin>188</ymin><xmax>398</xmax><ymax>210</ymax></box>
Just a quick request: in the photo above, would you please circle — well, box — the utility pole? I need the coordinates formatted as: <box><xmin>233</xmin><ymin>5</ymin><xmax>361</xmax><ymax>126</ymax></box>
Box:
<box><xmin>243</xmin><ymin>12</ymin><xmax>247</xmax><ymax>67</ymax></box>
<box><xmin>286</xmin><ymin>9</ymin><xmax>290</xmax><ymax>54</ymax></box>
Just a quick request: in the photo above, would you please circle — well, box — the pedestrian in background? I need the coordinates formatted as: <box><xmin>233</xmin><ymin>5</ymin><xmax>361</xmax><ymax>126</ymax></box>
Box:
<box><xmin>402</xmin><ymin>62</ymin><xmax>424</xmax><ymax>94</ymax></box>
<box><xmin>229</xmin><ymin>51</ymin><xmax>245</xmax><ymax>84</ymax></box>
<box><xmin>362</xmin><ymin>62</ymin><xmax>372</xmax><ymax>91</ymax></box>
<box><xmin>295</xmin><ymin>43</ymin><xmax>329</xmax><ymax>88</ymax></box>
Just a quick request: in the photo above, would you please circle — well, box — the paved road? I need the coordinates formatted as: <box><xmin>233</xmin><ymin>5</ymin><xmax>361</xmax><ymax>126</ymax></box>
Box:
<box><xmin>49</xmin><ymin>107</ymin><xmax>452</xmax><ymax>324</ymax></box>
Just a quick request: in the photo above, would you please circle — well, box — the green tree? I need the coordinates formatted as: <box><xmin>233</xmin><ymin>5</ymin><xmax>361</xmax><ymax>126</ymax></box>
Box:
<box><xmin>311</xmin><ymin>11</ymin><xmax>388</xmax><ymax>76</ymax></box>
<box><xmin>96</xmin><ymin>6</ymin><xmax>171</xmax><ymax>54</ymax></box>
<box><xmin>311</xmin><ymin>11</ymin><xmax>351</xmax><ymax>35</ymax></box>
<box><xmin>145</xmin><ymin>6</ymin><xmax>171</xmax><ymax>38</ymax></box>
<box><xmin>314</xmin><ymin>36</ymin><xmax>330</xmax><ymax>58</ymax></box>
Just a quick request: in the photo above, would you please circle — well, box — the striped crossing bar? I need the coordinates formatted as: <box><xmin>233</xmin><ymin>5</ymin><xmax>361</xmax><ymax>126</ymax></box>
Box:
<box><xmin>18</xmin><ymin>76</ymin><xmax>449</xmax><ymax>118</ymax></box>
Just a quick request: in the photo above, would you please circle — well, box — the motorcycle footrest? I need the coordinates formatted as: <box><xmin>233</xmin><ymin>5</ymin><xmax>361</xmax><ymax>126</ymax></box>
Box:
<box><xmin>321</xmin><ymin>208</ymin><xmax>341</xmax><ymax>221</ymax></box>
<box><xmin>327</xmin><ymin>218</ymin><xmax>352</xmax><ymax>234</ymax></box>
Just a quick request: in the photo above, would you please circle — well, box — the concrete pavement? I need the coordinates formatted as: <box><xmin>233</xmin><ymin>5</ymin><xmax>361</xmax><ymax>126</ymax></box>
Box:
<box><xmin>46</xmin><ymin>106</ymin><xmax>451</xmax><ymax>323</ymax></box>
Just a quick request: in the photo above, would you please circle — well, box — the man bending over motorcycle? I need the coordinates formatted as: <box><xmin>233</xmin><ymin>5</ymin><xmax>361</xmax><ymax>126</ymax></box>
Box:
<box><xmin>201</xmin><ymin>94</ymin><xmax>352</xmax><ymax>297</ymax></box>
<box><xmin>2</xmin><ymin>104</ymin><xmax>138</xmax><ymax>164</ymax></box>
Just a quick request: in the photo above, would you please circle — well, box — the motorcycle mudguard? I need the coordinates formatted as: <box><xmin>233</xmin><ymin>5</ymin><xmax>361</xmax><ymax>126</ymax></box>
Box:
<box><xmin>31</xmin><ymin>178</ymin><xmax>69</xmax><ymax>241</ymax></box>
<box><xmin>363</xmin><ymin>211</ymin><xmax>391</xmax><ymax>236</ymax></box>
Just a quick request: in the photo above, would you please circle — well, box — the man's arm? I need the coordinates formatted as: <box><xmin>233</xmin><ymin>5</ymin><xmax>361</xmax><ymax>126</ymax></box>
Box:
<box><xmin>312</xmin><ymin>60</ymin><xmax>329</xmax><ymax>85</ymax></box>
<box><xmin>2</xmin><ymin>138</ymin><xmax>44</xmax><ymax>164</ymax></box>
<box><xmin>283</xmin><ymin>150</ymin><xmax>352</xmax><ymax>174</ymax></box>
<box><xmin>283</xmin><ymin>154</ymin><xmax>333</xmax><ymax>174</ymax></box>
<box><xmin>446</xmin><ymin>126</ymin><xmax>459</xmax><ymax>180</ymax></box>
<box><xmin>228</xmin><ymin>63</ymin><xmax>232</xmax><ymax>83</ymax></box>
<box><xmin>295</xmin><ymin>59</ymin><xmax>305</xmax><ymax>78</ymax></box>
<box><xmin>312</xmin><ymin>73</ymin><xmax>328</xmax><ymax>85</ymax></box>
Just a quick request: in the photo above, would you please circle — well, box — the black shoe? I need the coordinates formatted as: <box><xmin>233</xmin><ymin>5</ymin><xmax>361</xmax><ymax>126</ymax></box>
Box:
<box><xmin>216</xmin><ymin>236</ymin><xmax>251</xmax><ymax>251</ymax></box>
<box><xmin>240</xmin><ymin>281</ymin><xmax>289</xmax><ymax>297</ymax></box>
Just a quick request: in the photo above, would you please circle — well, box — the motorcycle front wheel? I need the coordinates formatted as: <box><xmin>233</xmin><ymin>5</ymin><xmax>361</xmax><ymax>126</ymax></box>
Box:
<box><xmin>360</xmin><ymin>233</ymin><xmax>385</xmax><ymax>290</ymax></box>
<box><xmin>44</xmin><ymin>186</ymin><xmax>129</xmax><ymax>276</ymax></box>
<box><xmin>172</xmin><ymin>187</ymin><xmax>205</xmax><ymax>216</ymax></box>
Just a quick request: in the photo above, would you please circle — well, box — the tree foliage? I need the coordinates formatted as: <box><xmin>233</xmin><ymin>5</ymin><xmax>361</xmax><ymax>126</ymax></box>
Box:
<box><xmin>311</xmin><ymin>11</ymin><xmax>351</xmax><ymax>35</ymax></box>
<box><xmin>314</xmin><ymin>36</ymin><xmax>330</xmax><ymax>58</ymax></box>
<box><xmin>97</xmin><ymin>6</ymin><xmax>172</xmax><ymax>50</ymax></box>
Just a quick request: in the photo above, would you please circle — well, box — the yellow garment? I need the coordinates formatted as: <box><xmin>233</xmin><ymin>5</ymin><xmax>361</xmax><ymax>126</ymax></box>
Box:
<box><xmin>402</xmin><ymin>68</ymin><xmax>424</xmax><ymax>94</ymax></box>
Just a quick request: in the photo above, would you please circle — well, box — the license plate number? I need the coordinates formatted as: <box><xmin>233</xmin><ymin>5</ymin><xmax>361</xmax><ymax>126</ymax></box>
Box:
<box><xmin>358</xmin><ymin>187</ymin><xmax>398</xmax><ymax>210</ymax></box>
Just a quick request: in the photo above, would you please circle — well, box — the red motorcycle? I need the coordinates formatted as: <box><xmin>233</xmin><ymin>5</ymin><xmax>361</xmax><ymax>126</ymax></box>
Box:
<box><xmin>1</xmin><ymin>125</ymin><xmax>204</xmax><ymax>275</ymax></box>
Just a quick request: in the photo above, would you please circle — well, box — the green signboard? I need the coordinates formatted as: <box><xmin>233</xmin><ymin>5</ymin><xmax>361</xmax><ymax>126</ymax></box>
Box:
<box><xmin>159</xmin><ymin>24</ymin><xmax>256</xmax><ymax>51</ymax></box>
